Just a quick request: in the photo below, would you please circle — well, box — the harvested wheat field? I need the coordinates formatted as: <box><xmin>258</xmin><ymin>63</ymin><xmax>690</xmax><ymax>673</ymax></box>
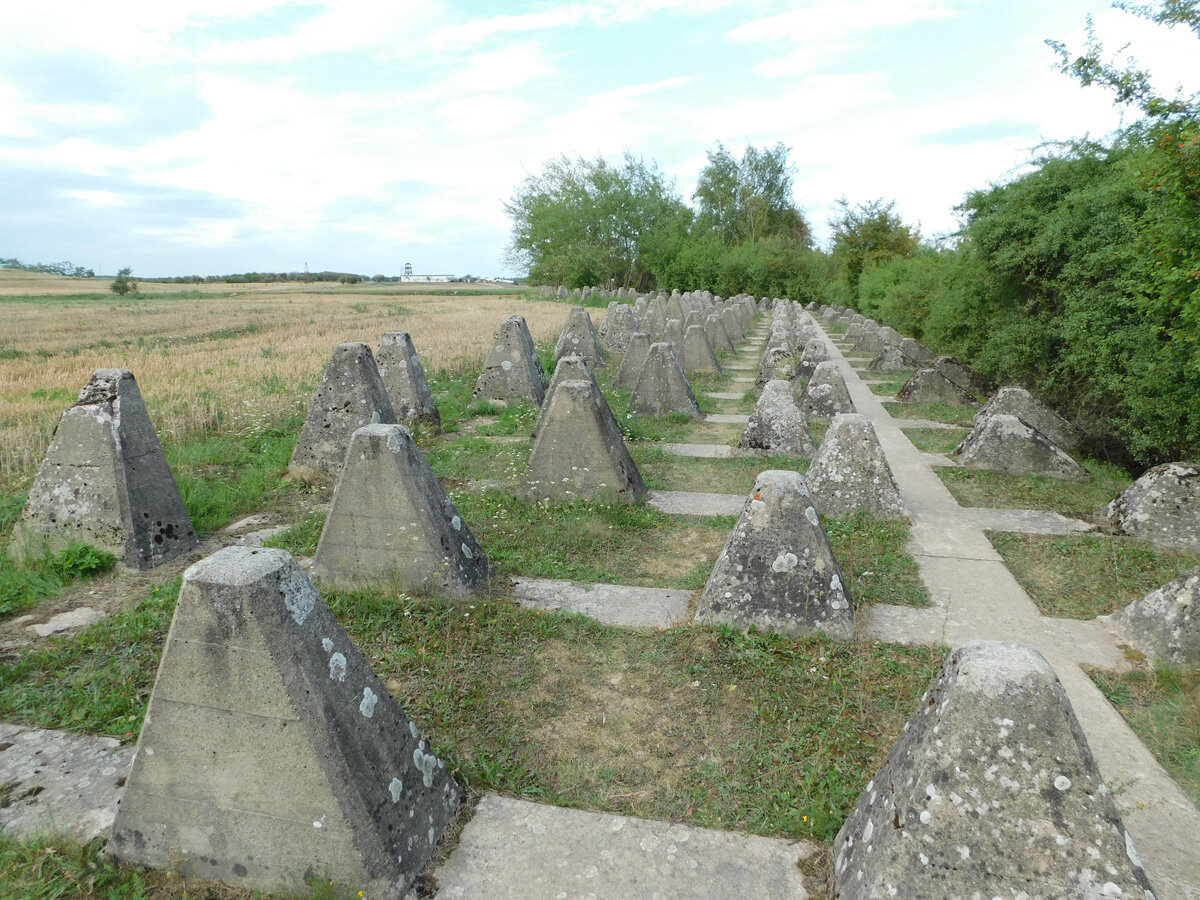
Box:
<box><xmin>0</xmin><ymin>271</ymin><xmax>570</xmax><ymax>490</ymax></box>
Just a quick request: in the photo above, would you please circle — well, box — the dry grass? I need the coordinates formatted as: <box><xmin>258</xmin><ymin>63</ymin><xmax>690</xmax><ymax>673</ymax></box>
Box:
<box><xmin>0</xmin><ymin>272</ymin><xmax>579</xmax><ymax>491</ymax></box>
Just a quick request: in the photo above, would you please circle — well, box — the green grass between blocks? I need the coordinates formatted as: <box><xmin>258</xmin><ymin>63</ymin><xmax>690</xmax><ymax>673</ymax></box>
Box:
<box><xmin>935</xmin><ymin>460</ymin><xmax>1132</xmax><ymax>518</ymax></box>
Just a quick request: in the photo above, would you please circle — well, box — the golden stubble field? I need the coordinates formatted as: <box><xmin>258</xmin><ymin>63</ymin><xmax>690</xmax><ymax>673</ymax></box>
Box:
<box><xmin>0</xmin><ymin>272</ymin><xmax>580</xmax><ymax>490</ymax></box>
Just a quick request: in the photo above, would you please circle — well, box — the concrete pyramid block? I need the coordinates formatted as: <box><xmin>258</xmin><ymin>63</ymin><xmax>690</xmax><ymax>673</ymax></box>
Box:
<box><xmin>842</xmin><ymin>322</ymin><xmax>865</xmax><ymax>344</ymax></box>
<box><xmin>721</xmin><ymin>306</ymin><xmax>745</xmax><ymax>343</ymax></box>
<box><xmin>663</xmin><ymin>318</ymin><xmax>685</xmax><ymax>354</ymax></box>
<box><xmin>807</xmin><ymin>414</ymin><xmax>907</xmax><ymax>519</ymax></box>
<box><xmin>598</xmin><ymin>302</ymin><xmax>637</xmax><ymax>354</ymax></box>
<box><xmin>533</xmin><ymin>354</ymin><xmax>600</xmax><ymax>438</ymax></box>
<box><xmin>851</xmin><ymin>330</ymin><xmax>887</xmax><ymax>355</ymax></box>
<box><xmin>934</xmin><ymin>354</ymin><xmax>985</xmax><ymax>397</ymax></box>
<box><xmin>797</xmin><ymin>337</ymin><xmax>828</xmax><ymax>378</ymax></box>
<box><xmin>1105</xmin><ymin>566</ymin><xmax>1200</xmax><ymax>667</ymax></box>
<box><xmin>867</xmin><ymin>346</ymin><xmax>910</xmax><ymax>373</ymax></box>
<box><xmin>977</xmin><ymin>386</ymin><xmax>1080</xmax><ymax>451</ymax></box>
<box><xmin>896</xmin><ymin>368</ymin><xmax>975</xmax><ymax>405</ymax></box>
<box><xmin>554</xmin><ymin>306</ymin><xmax>605</xmax><ymax>367</ymax></box>
<box><xmin>615</xmin><ymin>332</ymin><xmax>651</xmax><ymax>392</ymax></box>
<box><xmin>738</xmin><ymin>379</ymin><xmax>815</xmax><ymax>457</ymax></box>
<box><xmin>705</xmin><ymin>313</ymin><xmax>735</xmax><ymax>352</ymax></box>
<box><xmin>110</xmin><ymin>546</ymin><xmax>463</xmax><ymax>899</ymax></box>
<box><xmin>899</xmin><ymin>336</ymin><xmax>935</xmax><ymax>367</ymax></box>
<box><xmin>756</xmin><ymin>346</ymin><xmax>800</xmax><ymax>390</ymax></box>
<box><xmin>681</xmin><ymin>324</ymin><xmax>722</xmax><ymax>374</ymax></box>
<box><xmin>377</xmin><ymin>332</ymin><xmax>441</xmax><ymax>432</ymax></box>
<box><xmin>1100</xmin><ymin>462</ymin><xmax>1200</xmax><ymax>552</ymax></box>
<box><xmin>951</xmin><ymin>413</ymin><xmax>1089</xmax><ymax>480</ymax></box>
<box><xmin>629</xmin><ymin>342</ymin><xmax>702</xmax><ymax>418</ymax></box>
<box><xmin>312</xmin><ymin>425</ymin><xmax>491</xmax><ymax>594</ymax></box>
<box><xmin>801</xmin><ymin>361</ymin><xmax>855</xmax><ymax>418</ymax></box>
<box><xmin>695</xmin><ymin>470</ymin><xmax>853</xmax><ymax>639</ymax></box>
<box><xmin>527</xmin><ymin>380</ymin><xmax>647</xmax><ymax>503</ymax></box>
<box><xmin>291</xmin><ymin>343</ymin><xmax>397</xmax><ymax>480</ymax></box>
<box><xmin>834</xmin><ymin>641</ymin><xmax>1155</xmax><ymax>899</ymax></box>
<box><xmin>10</xmin><ymin>369</ymin><xmax>198</xmax><ymax>570</ymax></box>
<box><xmin>473</xmin><ymin>315</ymin><xmax>547</xmax><ymax>407</ymax></box>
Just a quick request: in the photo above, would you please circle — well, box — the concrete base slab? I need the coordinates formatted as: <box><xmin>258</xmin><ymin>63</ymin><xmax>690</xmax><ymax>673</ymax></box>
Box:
<box><xmin>731</xmin><ymin>376</ymin><xmax>755</xmax><ymax>384</ymax></box>
<box><xmin>0</xmin><ymin>723</ymin><xmax>133</xmax><ymax>843</ymax></box>
<box><xmin>705</xmin><ymin>413</ymin><xmax>750</xmax><ymax>424</ymax></box>
<box><xmin>664</xmin><ymin>442</ymin><xmax>732</xmax><ymax>458</ymax></box>
<box><xmin>649</xmin><ymin>490</ymin><xmax>744</xmax><ymax>516</ymax></box>
<box><xmin>427</xmin><ymin>795</ymin><xmax>814</xmax><ymax>900</ymax></box>
<box><xmin>704</xmin><ymin>392</ymin><xmax>745</xmax><ymax>400</ymax></box>
<box><xmin>898</xmin><ymin>419</ymin><xmax>962</xmax><ymax>431</ymax></box>
<box><xmin>956</xmin><ymin>507</ymin><xmax>1097</xmax><ymax>535</ymax></box>
<box><xmin>510</xmin><ymin>577</ymin><xmax>690</xmax><ymax>627</ymax></box>
<box><xmin>25</xmin><ymin>606</ymin><xmax>107</xmax><ymax>637</ymax></box>
<box><xmin>726</xmin><ymin>364</ymin><xmax>754</xmax><ymax>371</ymax></box>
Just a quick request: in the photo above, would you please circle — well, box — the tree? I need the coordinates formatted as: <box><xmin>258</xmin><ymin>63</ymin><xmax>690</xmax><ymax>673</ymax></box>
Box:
<box><xmin>829</xmin><ymin>199</ymin><xmax>920</xmax><ymax>300</ymax></box>
<box><xmin>504</xmin><ymin>153</ymin><xmax>687</xmax><ymax>289</ymax></box>
<box><xmin>693</xmin><ymin>142</ymin><xmax>811</xmax><ymax>246</ymax></box>
<box><xmin>110</xmin><ymin>267</ymin><xmax>137</xmax><ymax>295</ymax></box>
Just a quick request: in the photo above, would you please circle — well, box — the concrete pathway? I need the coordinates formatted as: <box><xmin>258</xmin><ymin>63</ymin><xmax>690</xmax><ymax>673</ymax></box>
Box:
<box><xmin>511</xmin><ymin>577</ymin><xmax>690</xmax><ymax>627</ymax></box>
<box><xmin>649</xmin><ymin>489</ymin><xmax>743</xmax><ymax>517</ymax></box>
<box><xmin>705</xmin><ymin>413</ymin><xmax>750</xmax><ymax>424</ymax></box>
<box><xmin>813</xmin><ymin>322</ymin><xmax>1200</xmax><ymax>900</ymax></box>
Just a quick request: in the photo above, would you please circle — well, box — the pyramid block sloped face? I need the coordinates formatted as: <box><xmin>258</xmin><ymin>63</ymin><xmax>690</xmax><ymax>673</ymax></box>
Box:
<box><xmin>696</xmin><ymin>470</ymin><xmax>853</xmax><ymax>639</ymax></box>
<box><xmin>554</xmin><ymin>306</ymin><xmax>605</xmax><ymax>367</ymax></box>
<box><xmin>681</xmin><ymin>324</ymin><xmax>722</xmax><ymax>374</ymax></box>
<box><xmin>797</xmin><ymin>338</ymin><xmax>828</xmax><ymax>378</ymax></box>
<box><xmin>834</xmin><ymin>641</ymin><xmax>1156</xmax><ymax>900</ymax></box>
<box><xmin>738</xmin><ymin>380</ymin><xmax>815</xmax><ymax>457</ymax></box>
<box><xmin>291</xmin><ymin>343</ymin><xmax>397</xmax><ymax>479</ymax></box>
<box><xmin>598</xmin><ymin>303</ymin><xmax>637</xmax><ymax>354</ymax></box>
<box><xmin>896</xmin><ymin>368</ymin><xmax>975</xmax><ymax>405</ymax></box>
<box><xmin>377</xmin><ymin>332</ymin><xmax>441</xmax><ymax>432</ymax></box>
<box><xmin>630</xmin><ymin>343</ymin><xmax>702</xmax><ymax>418</ymax></box>
<box><xmin>951</xmin><ymin>413</ymin><xmax>1089</xmax><ymax>480</ymax></box>
<box><xmin>934</xmin><ymin>354</ymin><xmax>985</xmax><ymax>397</ymax></box>
<box><xmin>801</xmin><ymin>361</ymin><xmax>855</xmax><ymax>418</ymax></box>
<box><xmin>721</xmin><ymin>306</ymin><xmax>745</xmax><ymax>343</ymax></box>
<box><xmin>978</xmin><ymin>386</ymin><xmax>1080</xmax><ymax>451</ymax></box>
<box><xmin>899</xmin><ymin>336</ymin><xmax>935</xmax><ymax>367</ymax></box>
<box><xmin>1107</xmin><ymin>565</ymin><xmax>1200</xmax><ymax>666</ymax></box>
<box><xmin>110</xmin><ymin>547</ymin><xmax>462</xmax><ymax>900</ymax></box>
<box><xmin>808</xmin><ymin>414</ymin><xmax>907</xmax><ymax>519</ymax></box>
<box><xmin>527</xmin><ymin>380</ymin><xmax>646</xmax><ymax>503</ymax></box>
<box><xmin>11</xmin><ymin>369</ymin><xmax>198</xmax><ymax>570</ymax></box>
<box><xmin>533</xmin><ymin>354</ymin><xmax>600</xmax><ymax>438</ymax></box>
<box><xmin>615</xmin><ymin>332</ymin><xmax>651</xmax><ymax>392</ymax></box>
<box><xmin>473</xmin><ymin>315</ymin><xmax>547</xmax><ymax>406</ymax></box>
<box><xmin>1101</xmin><ymin>462</ymin><xmax>1200</xmax><ymax>552</ymax></box>
<box><xmin>705</xmin><ymin>314</ymin><xmax>735</xmax><ymax>352</ymax></box>
<box><xmin>312</xmin><ymin>425</ymin><xmax>491</xmax><ymax>594</ymax></box>
<box><xmin>867</xmin><ymin>346</ymin><xmax>910</xmax><ymax>373</ymax></box>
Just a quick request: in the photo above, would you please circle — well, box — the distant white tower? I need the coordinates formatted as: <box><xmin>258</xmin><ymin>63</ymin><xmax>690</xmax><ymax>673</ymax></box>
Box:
<box><xmin>404</xmin><ymin>262</ymin><xmax>413</xmax><ymax>276</ymax></box>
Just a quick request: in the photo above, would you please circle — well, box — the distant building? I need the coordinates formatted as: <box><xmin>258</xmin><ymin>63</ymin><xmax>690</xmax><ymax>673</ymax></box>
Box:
<box><xmin>399</xmin><ymin>274</ymin><xmax>455</xmax><ymax>283</ymax></box>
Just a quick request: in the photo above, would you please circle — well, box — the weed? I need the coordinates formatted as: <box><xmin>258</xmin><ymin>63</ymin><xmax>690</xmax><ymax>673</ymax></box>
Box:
<box><xmin>0</xmin><ymin>543</ymin><xmax>118</xmax><ymax>619</ymax></box>
<box><xmin>989</xmin><ymin>532</ymin><xmax>1200</xmax><ymax>618</ymax></box>
<box><xmin>825</xmin><ymin>513</ymin><xmax>929</xmax><ymax>607</ymax></box>
<box><xmin>263</xmin><ymin>511</ymin><xmax>327</xmax><ymax>558</ymax></box>
<box><xmin>902</xmin><ymin>427</ymin><xmax>967</xmax><ymax>455</ymax></box>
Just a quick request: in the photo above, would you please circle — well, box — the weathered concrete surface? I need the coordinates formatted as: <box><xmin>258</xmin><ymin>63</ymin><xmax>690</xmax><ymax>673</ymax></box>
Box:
<box><xmin>428</xmin><ymin>795</ymin><xmax>814</xmax><ymax>900</ymax></box>
<box><xmin>377</xmin><ymin>332</ymin><xmax>442</xmax><ymax>432</ymax></box>
<box><xmin>1101</xmin><ymin>463</ymin><xmax>1200</xmax><ymax>553</ymax></box>
<box><xmin>721</xmin><ymin>306</ymin><xmax>745</xmax><ymax>343</ymax></box>
<box><xmin>801</xmin><ymin>361</ymin><xmax>855</xmax><ymax>419</ymax></box>
<box><xmin>510</xmin><ymin>577</ymin><xmax>690</xmax><ymax>627</ymax></box>
<box><xmin>615</xmin><ymin>331</ymin><xmax>651</xmax><ymax>392</ymax></box>
<box><xmin>796</xmin><ymin>338</ymin><xmax>828</xmax><ymax>378</ymax></box>
<box><xmin>663</xmin><ymin>318</ymin><xmax>686</xmax><ymax>354</ymax></box>
<box><xmin>978</xmin><ymin>386</ymin><xmax>1080</xmax><ymax>451</ymax></box>
<box><xmin>11</xmin><ymin>369</ymin><xmax>199</xmax><ymax>570</ymax></box>
<box><xmin>696</xmin><ymin>470</ymin><xmax>853</xmax><ymax>639</ymax></box>
<box><xmin>290</xmin><ymin>343</ymin><xmax>398</xmax><ymax>480</ymax></box>
<box><xmin>706</xmin><ymin>413</ymin><xmax>751</xmax><ymax>424</ymax></box>
<box><xmin>896</xmin><ymin>367</ymin><xmax>976</xmax><ymax>405</ymax></box>
<box><xmin>0</xmin><ymin>722</ymin><xmax>134</xmax><ymax>843</ymax></box>
<box><xmin>899</xmin><ymin>336</ymin><xmax>936</xmax><ymax>367</ymax></box>
<box><xmin>866</xmin><ymin>346</ymin><xmax>910</xmax><ymax>373</ymax></box>
<box><xmin>952</xmin><ymin>412</ymin><xmax>1090</xmax><ymax>480</ymax></box>
<box><xmin>648</xmin><ymin>490</ymin><xmax>744</xmax><ymax>517</ymax></box>
<box><xmin>111</xmin><ymin>547</ymin><xmax>462</xmax><ymax>900</ymax></box>
<box><xmin>834</xmin><ymin>642</ymin><xmax>1156</xmax><ymax>900</ymax></box>
<box><xmin>554</xmin><ymin>306</ymin><xmax>605</xmax><ymax>367</ymax></box>
<box><xmin>25</xmin><ymin>605</ymin><xmax>107</xmax><ymax>637</ymax></box>
<box><xmin>312</xmin><ymin>425</ymin><xmax>491</xmax><ymax>594</ymax></box>
<box><xmin>806</xmin><ymin>414</ymin><xmax>907</xmax><ymax>519</ymax></box>
<box><xmin>705</xmin><ymin>312</ymin><xmax>736</xmax><ymax>352</ymax></box>
<box><xmin>630</xmin><ymin>343</ymin><xmax>702</xmax><ymax>418</ymax></box>
<box><xmin>473</xmin><ymin>315</ymin><xmax>547</xmax><ymax>407</ymax></box>
<box><xmin>739</xmin><ymin>379</ymin><xmax>815</xmax><ymax>457</ymax></box>
<box><xmin>681</xmin><ymin>324</ymin><xmax>722</xmax><ymax>374</ymax></box>
<box><xmin>1104</xmin><ymin>566</ymin><xmax>1200</xmax><ymax>667</ymax></box>
<box><xmin>527</xmin><ymin>380</ymin><xmax>647</xmax><ymax>504</ymax></box>
<box><xmin>664</xmin><ymin>442</ymin><xmax>733</xmax><ymax>458</ymax></box>
<box><xmin>598</xmin><ymin>302</ymin><xmax>637</xmax><ymax>354</ymax></box>
<box><xmin>532</xmin><ymin>354</ymin><xmax>599</xmax><ymax>439</ymax></box>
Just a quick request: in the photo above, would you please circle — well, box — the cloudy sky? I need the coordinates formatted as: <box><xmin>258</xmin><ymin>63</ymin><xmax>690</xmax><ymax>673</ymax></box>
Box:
<box><xmin>1</xmin><ymin>1</ymin><xmax>1195</xmax><ymax>278</ymax></box>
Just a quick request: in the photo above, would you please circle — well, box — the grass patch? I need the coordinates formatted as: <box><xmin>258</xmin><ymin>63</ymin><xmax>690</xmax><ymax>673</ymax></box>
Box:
<box><xmin>451</xmin><ymin>492</ymin><xmax>733</xmax><ymax>589</ymax></box>
<box><xmin>886</xmin><ymin>401</ymin><xmax>977</xmax><ymax>426</ymax></box>
<box><xmin>902</xmin><ymin>427</ymin><xmax>967</xmax><ymax>455</ymax></box>
<box><xmin>632</xmin><ymin>443</ymin><xmax>807</xmax><ymax>495</ymax></box>
<box><xmin>826</xmin><ymin>514</ymin><xmax>929</xmax><ymax>607</ymax></box>
<box><xmin>864</xmin><ymin>374</ymin><xmax>912</xmax><ymax>395</ymax></box>
<box><xmin>988</xmin><ymin>532</ymin><xmax>1200</xmax><ymax>619</ymax></box>
<box><xmin>936</xmin><ymin>459</ymin><xmax>1132</xmax><ymax>518</ymax></box>
<box><xmin>262</xmin><ymin>510</ymin><xmax>327</xmax><ymax>558</ymax></box>
<box><xmin>166</xmin><ymin>414</ymin><xmax>303</xmax><ymax>536</ymax></box>
<box><xmin>0</xmin><ymin>543</ymin><xmax>118</xmax><ymax>619</ymax></box>
<box><xmin>1088</xmin><ymin>665</ymin><xmax>1200</xmax><ymax>806</ymax></box>
<box><xmin>337</xmin><ymin>589</ymin><xmax>945</xmax><ymax>841</ymax></box>
<box><xmin>424</xmin><ymin>434</ymin><xmax>531</xmax><ymax>485</ymax></box>
<box><xmin>0</xmin><ymin>578</ymin><xmax>178</xmax><ymax>738</ymax></box>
